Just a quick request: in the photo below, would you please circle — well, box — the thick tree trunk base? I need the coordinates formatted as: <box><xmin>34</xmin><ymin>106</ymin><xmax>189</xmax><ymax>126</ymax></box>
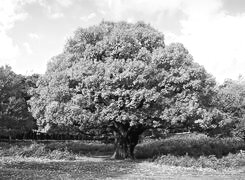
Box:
<box><xmin>111</xmin><ymin>150</ymin><xmax>126</xmax><ymax>160</ymax></box>
<box><xmin>111</xmin><ymin>141</ymin><xmax>136</xmax><ymax>160</ymax></box>
<box><xmin>111</xmin><ymin>124</ymin><xmax>144</xmax><ymax>160</ymax></box>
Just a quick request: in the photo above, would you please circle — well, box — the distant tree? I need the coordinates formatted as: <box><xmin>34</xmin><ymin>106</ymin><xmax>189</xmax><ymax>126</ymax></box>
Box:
<box><xmin>0</xmin><ymin>66</ymin><xmax>35</xmax><ymax>140</ymax></box>
<box><xmin>29</xmin><ymin>21</ymin><xmax>216</xmax><ymax>159</ymax></box>
<box><xmin>211</xmin><ymin>77</ymin><xmax>245</xmax><ymax>137</ymax></box>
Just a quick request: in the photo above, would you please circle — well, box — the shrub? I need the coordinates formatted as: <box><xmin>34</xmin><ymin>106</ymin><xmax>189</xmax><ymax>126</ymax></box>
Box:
<box><xmin>0</xmin><ymin>140</ymin><xmax>114</xmax><ymax>159</ymax></box>
<box><xmin>45</xmin><ymin>141</ymin><xmax>114</xmax><ymax>155</ymax></box>
<box><xmin>135</xmin><ymin>133</ymin><xmax>245</xmax><ymax>159</ymax></box>
<box><xmin>154</xmin><ymin>153</ymin><xmax>245</xmax><ymax>169</ymax></box>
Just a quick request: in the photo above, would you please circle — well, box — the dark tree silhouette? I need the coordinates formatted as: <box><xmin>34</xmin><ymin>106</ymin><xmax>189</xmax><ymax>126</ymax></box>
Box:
<box><xmin>0</xmin><ymin>65</ymin><xmax>35</xmax><ymax>140</ymax></box>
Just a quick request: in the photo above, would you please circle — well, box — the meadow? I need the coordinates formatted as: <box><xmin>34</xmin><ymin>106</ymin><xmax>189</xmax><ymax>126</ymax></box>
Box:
<box><xmin>1</xmin><ymin>133</ymin><xmax>245</xmax><ymax>179</ymax></box>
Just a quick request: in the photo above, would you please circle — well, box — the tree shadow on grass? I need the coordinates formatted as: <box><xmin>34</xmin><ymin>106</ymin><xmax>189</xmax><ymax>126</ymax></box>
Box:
<box><xmin>0</xmin><ymin>157</ymin><xmax>140</xmax><ymax>179</ymax></box>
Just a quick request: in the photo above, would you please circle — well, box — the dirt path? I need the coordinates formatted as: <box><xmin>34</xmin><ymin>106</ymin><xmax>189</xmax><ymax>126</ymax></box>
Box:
<box><xmin>0</xmin><ymin>156</ymin><xmax>245</xmax><ymax>179</ymax></box>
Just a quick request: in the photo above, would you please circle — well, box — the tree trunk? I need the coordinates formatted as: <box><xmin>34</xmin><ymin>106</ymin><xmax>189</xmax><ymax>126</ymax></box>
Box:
<box><xmin>111</xmin><ymin>135</ymin><xmax>129</xmax><ymax>159</ymax></box>
<box><xmin>110</xmin><ymin>122</ymin><xmax>146</xmax><ymax>160</ymax></box>
<box><xmin>111</xmin><ymin>131</ymin><xmax>141</xmax><ymax>159</ymax></box>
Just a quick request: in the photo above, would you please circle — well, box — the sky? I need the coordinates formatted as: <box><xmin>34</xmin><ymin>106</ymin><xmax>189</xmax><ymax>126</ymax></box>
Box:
<box><xmin>0</xmin><ymin>0</ymin><xmax>245</xmax><ymax>83</ymax></box>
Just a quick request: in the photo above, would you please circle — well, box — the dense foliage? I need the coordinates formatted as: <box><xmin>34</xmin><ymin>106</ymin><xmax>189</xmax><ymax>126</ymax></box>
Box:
<box><xmin>29</xmin><ymin>21</ymin><xmax>218</xmax><ymax>159</ymax></box>
<box><xmin>214</xmin><ymin>78</ymin><xmax>245</xmax><ymax>137</ymax></box>
<box><xmin>0</xmin><ymin>66</ymin><xmax>36</xmax><ymax>139</ymax></box>
<box><xmin>136</xmin><ymin>133</ymin><xmax>245</xmax><ymax>159</ymax></box>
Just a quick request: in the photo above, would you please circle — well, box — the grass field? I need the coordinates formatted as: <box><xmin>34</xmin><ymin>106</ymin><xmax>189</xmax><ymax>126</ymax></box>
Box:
<box><xmin>1</xmin><ymin>134</ymin><xmax>245</xmax><ymax>179</ymax></box>
<box><xmin>1</xmin><ymin>156</ymin><xmax>245</xmax><ymax>179</ymax></box>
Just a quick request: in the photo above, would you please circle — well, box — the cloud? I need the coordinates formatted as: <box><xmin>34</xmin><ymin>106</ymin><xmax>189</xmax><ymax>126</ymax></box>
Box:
<box><xmin>99</xmin><ymin>10</ymin><xmax>106</xmax><ymax>15</ymax></box>
<box><xmin>57</xmin><ymin>0</ymin><xmax>73</xmax><ymax>7</ymax></box>
<box><xmin>176</xmin><ymin>0</ymin><xmax>245</xmax><ymax>82</ymax></box>
<box><xmin>37</xmin><ymin>0</ymin><xmax>72</xmax><ymax>19</ymax></box>
<box><xmin>0</xmin><ymin>32</ymin><xmax>20</xmax><ymax>65</ymax></box>
<box><xmin>29</xmin><ymin>33</ymin><xmax>40</xmax><ymax>40</ymax></box>
<box><xmin>100</xmin><ymin>0</ymin><xmax>183</xmax><ymax>22</ymax></box>
<box><xmin>80</xmin><ymin>12</ymin><xmax>96</xmax><ymax>22</ymax></box>
<box><xmin>0</xmin><ymin>0</ymin><xmax>28</xmax><ymax>30</ymax></box>
<box><xmin>50</xmin><ymin>12</ymin><xmax>64</xmax><ymax>19</ymax></box>
<box><xmin>23</xmin><ymin>42</ymin><xmax>33</xmax><ymax>54</ymax></box>
<box><xmin>0</xmin><ymin>0</ymin><xmax>30</xmax><ymax>67</ymax></box>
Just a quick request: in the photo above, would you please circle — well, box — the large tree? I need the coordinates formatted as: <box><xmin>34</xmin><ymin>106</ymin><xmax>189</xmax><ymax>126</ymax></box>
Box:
<box><xmin>0</xmin><ymin>66</ymin><xmax>35</xmax><ymax>140</ymax></box>
<box><xmin>29</xmin><ymin>21</ymin><xmax>216</xmax><ymax>159</ymax></box>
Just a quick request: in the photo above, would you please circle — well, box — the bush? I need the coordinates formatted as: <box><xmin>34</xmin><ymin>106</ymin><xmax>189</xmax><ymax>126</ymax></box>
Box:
<box><xmin>45</xmin><ymin>141</ymin><xmax>114</xmax><ymax>155</ymax></box>
<box><xmin>154</xmin><ymin>153</ymin><xmax>245</xmax><ymax>169</ymax></box>
<box><xmin>0</xmin><ymin>140</ymin><xmax>114</xmax><ymax>159</ymax></box>
<box><xmin>1</xmin><ymin>133</ymin><xmax>245</xmax><ymax>163</ymax></box>
<box><xmin>0</xmin><ymin>142</ymin><xmax>76</xmax><ymax>160</ymax></box>
<box><xmin>135</xmin><ymin>133</ymin><xmax>245</xmax><ymax>159</ymax></box>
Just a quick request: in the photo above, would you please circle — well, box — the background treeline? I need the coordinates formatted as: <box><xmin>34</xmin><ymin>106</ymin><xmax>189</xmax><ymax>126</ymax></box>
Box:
<box><xmin>0</xmin><ymin>66</ymin><xmax>37</xmax><ymax>141</ymax></box>
<box><xmin>0</xmin><ymin>65</ymin><xmax>111</xmax><ymax>141</ymax></box>
<box><xmin>0</xmin><ymin>66</ymin><xmax>88</xmax><ymax>141</ymax></box>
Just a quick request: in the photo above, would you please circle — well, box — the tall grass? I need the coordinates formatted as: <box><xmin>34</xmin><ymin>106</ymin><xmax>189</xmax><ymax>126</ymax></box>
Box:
<box><xmin>45</xmin><ymin>141</ymin><xmax>114</xmax><ymax>155</ymax></box>
<box><xmin>1</xmin><ymin>133</ymin><xmax>245</xmax><ymax>169</ymax></box>
<box><xmin>135</xmin><ymin>133</ymin><xmax>245</xmax><ymax>169</ymax></box>
<box><xmin>135</xmin><ymin>133</ymin><xmax>245</xmax><ymax>159</ymax></box>
<box><xmin>155</xmin><ymin>153</ymin><xmax>245</xmax><ymax>169</ymax></box>
<box><xmin>0</xmin><ymin>141</ymin><xmax>114</xmax><ymax>160</ymax></box>
<box><xmin>0</xmin><ymin>143</ymin><xmax>76</xmax><ymax>160</ymax></box>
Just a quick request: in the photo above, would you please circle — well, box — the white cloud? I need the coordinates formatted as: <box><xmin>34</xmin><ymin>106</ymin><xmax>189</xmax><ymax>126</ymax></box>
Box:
<box><xmin>37</xmin><ymin>0</ymin><xmax>63</xmax><ymax>19</ymax></box>
<box><xmin>176</xmin><ymin>0</ymin><xmax>245</xmax><ymax>82</ymax></box>
<box><xmin>23</xmin><ymin>42</ymin><xmax>33</xmax><ymax>54</ymax></box>
<box><xmin>50</xmin><ymin>12</ymin><xmax>64</xmax><ymax>19</ymax></box>
<box><xmin>102</xmin><ymin>0</ymin><xmax>183</xmax><ymax>21</ymax></box>
<box><xmin>29</xmin><ymin>33</ymin><xmax>40</xmax><ymax>40</ymax></box>
<box><xmin>80</xmin><ymin>13</ymin><xmax>96</xmax><ymax>22</ymax></box>
<box><xmin>37</xmin><ymin>0</ymin><xmax>71</xmax><ymax>19</ymax></box>
<box><xmin>57</xmin><ymin>0</ymin><xmax>72</xmax><ymax>7</ymax></box>
<box><xmin>0</xmin><ymin>0</ymin><xmax>28</xmax><ymax>31</ymax></box>
<box><xmin>99</xmin><ymin>10</ymin><xmax>106</xmax><ymax>15</ymax></box>
<box><xmin>0</xmin><ymin>32</ymin><xmax>20</xmax><ymax>66</ymax></box>
<box><xmin>38</xmin><ymin>0</ymin><xmax>73</xmax><ymax>8</ymax></box>
<box><xmin>0</xmin><ymin>0</ymin><xmax>29</xmax><ymax>67</ymax></box>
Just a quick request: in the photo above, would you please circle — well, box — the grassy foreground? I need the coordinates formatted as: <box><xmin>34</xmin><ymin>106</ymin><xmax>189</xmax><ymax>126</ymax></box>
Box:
<box><xmin>1</xmin><ymin>155</ymin><xmax>245</xmax><ymax>179</ymax></box>
<box><xmin>1</xmin><ymin>134</ymin><xmax>245</xmax><ymax>179</ymax></box>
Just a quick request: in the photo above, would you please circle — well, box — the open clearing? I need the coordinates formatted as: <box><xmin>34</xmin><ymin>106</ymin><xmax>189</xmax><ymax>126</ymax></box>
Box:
<box><xmin>1</xmin><ymin>156</ymin><xmax>245</xmax><ymax>180</ymax></box>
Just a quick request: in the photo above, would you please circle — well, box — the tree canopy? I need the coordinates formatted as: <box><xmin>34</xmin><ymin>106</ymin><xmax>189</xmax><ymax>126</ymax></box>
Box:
<box><xmin>0</xmin><ymin>66</ymin><xmax>35</xmax><ymax>139</ymax></box>
<box><xmin>212</xmin><ymin>77</ymin><xmax>245</xmax><ymax>137</ymax></box>
<box><xmin>29</xmin><ymin>21</ymin><xmax>217</xmax><ymax>159</ymax></box>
